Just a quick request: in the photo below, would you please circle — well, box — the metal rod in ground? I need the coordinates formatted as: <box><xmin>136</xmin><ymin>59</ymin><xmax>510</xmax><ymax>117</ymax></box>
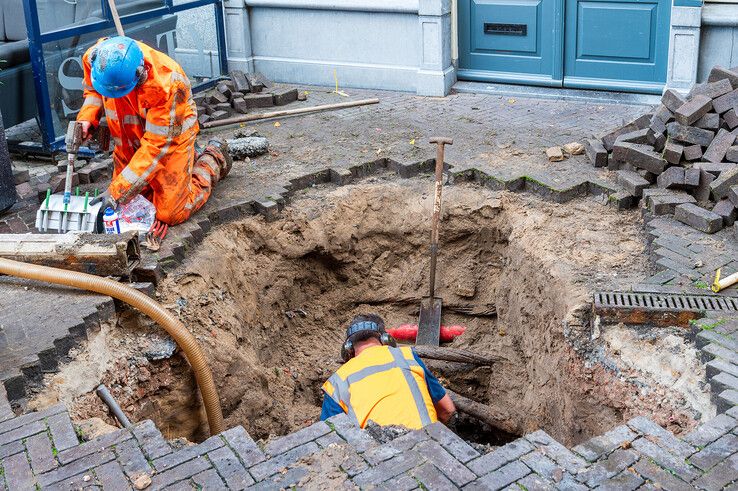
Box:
<box><xmin>96</xmin><ymin>384</ymin><xmax>133</xmax><ymax>429</ymax></box>
<box><xmin>201</xmin><ymin>98</ymin><xmax>380</xmax><ymax>129</ymax></box>
<box><xmin>446</xmin><ymin>389</ymin><xmax>522</xmax><ymax>435</ymax></box>
<box><xmin>414</xmin><ymin>346</ymin><xmax>501</xmax><ymax>366</ymax></box>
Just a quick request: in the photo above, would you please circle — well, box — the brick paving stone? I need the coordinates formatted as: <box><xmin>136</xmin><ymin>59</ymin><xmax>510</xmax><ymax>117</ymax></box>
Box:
<box><xmin>718</xmin><ymin>389</ymin><xmax>738</xmax><ymax>413</ymax></box>
<box><xmin>25</xmin><ymin>431</ymin><xmax>57</xmax><ymax>474</ymax></box>
<box><xmin>326</xmin><ymin>414</ymin><xmax>376</xmax><ymax>453</ymax></box>
<box><xmin>662</xmin><ymin>90</ymin><xmax>688</xmax><ymax>113</ymax></box>
<box><xmin>714</xmin><ymin>198</ymin><xmax>738</xmax><ymax>226</ymax></box>
<box><xmin>711</xmin><ymin>165</ymin><xmax>738</xmax><ymax>201</ymax></box>
<box><xmin>58</xmin><ymin>427</ymin><xmax>132</xmax><ymax>464</ymax></box>
<box><xmin>627</xmin><ymin>416</ymin><xmax>696</xmax><ymax>458</ymax></box>
<box><xmin>191</xmin><ymin>467</ymin><xmax>226</xmax><ymax>490</ymax></box>
<box><xmin>617</xmin><ymin>170</ymin><xmax>650</xmax><ymax>197</ymax></box>
<box><xmin>585</xmin><ymin>139</ymin><xmax>608</xmax><ymax>167</ymax></box>
<box><xmin>132</xmin><ymin>420</ymin><xmax>172</xmax><ymax>460</ymax></box>
<box><xmin>630</xmin><ymin>437</ymin><xmax>700</xmax><ymax>482</ymax></box>
<box><xmin>388</xmin><ymin>428</ymin><xmax>429</xmax><ymax>451</ymax></box>
<box><xmin>596</xmin><ymin>468</ymin><xmax>644</xmax><ymax>491</ymax></box>
<box><xmin>114</xmin><ymin>438</ymin><xmax>152</xmax><ymax>478</ymax></box>
<box><xmin>37</xmin><ymin>450</ymin><xmax>116</xmax><ymax>486</ymax></box>
<box><xmin>424</xmin><ymin>421</ymin><xmax>480</xmax><ymax>463</ymax></box>
<box><xmin>414</xmin><ymin>439</ymin><xmax>476</xmax><ymax>486</ymax></box>
<box><xmin>47</xmin><ymin>412</ymin><xmax>79</xmax><ymax>452</ymax></box>
<box><xmin>693</xmin><ymin>453</ymin><xmax>738</xmax><ymax>489</ymax></box>
<box><xmin>684</xmin><ymin>144</ymin><xmax>703</xmax><ymax>161</ymax></box>
<box><xmin>612</xmin><ymin>142</ymin><xmax>667</xmax><ymax>174</ymax></box>
<box><xmin>514</xmin><ymin>473</ymin><xmax>556</xmax><ymax>491</ymax></box>
<box><xmin>729</xmin><ymin>185</ymin><xmax>738</xmax><ymax>206</ymax></box>
<box><xmin>520</xmin><ymin>451</ymin><xmax>566</xmax><ymax>484</ymax></box>
<box><xmin>690</xmin><ymin>433</ymin><xmax>738</xmax><ymax>471</ymax></box>
<box><xmin>411</xmin><ymin>462</ymin><xmax>457</xmax><ymax>491</ymax></box>
<box><xmin>0</xmin><ymin>420</ymin><xmax>46</xmax><ymax>446</ymax></box>
<box><xmin>683</xmin><ymin>413</ymin><xmax>737</xmax><ymax>447</ymax></box>
<box><xmin>0</xmin><ymin>440</ymin><xmax>24</xmax><ymax>459</ymax></box>
<box><xmin>206</xmin><ymin>445</ymin><xmax>254</xmax><ymax>489</ymax></box>
<box><xmin>249</xmin><ymin>442</ymin><xmax>319</xmax><ymax>481</ymax></box>
<box><xmin>657</xmin><ymin>166</ymin><xmax>686</xmax><ymax>189</ymax></box>
<box><xmin>352</xmin><ymin>450</ymin><xmax>423</xmax><ymax>488</ymax></box>
<box><xmin>713</xmin><ymin>88</ymin><xmax>738</xmax><ymax>114</ymax></box>
<box><xmin>675</xmin><ymin>203</ymin><xmax>724</xmax><ymax>233</ymax></box>
<box><xmin>572</xmin><ymin>425</ymin><xmax>639</xmax><ymax>462</ymax></box>
<box><xmin>152</xmin><ymin>434</ymin><xmax>223</xmax><ymax>472</ymax></box>
<box><xmin>467</xmin><ymin>438</ymin><xmax>534</xmax><ymax>476</ymax></box>
<box><xmin>3</xmin><ymin>449</ymin><xmax>36</xmax><ymax>490</ymax></box>
<box><xmin>525</xmin><ymin>430</ymin><xmax>588</xmax><ymax>474</ymax></box>
<box><xmin>667</xmin><ymin>122</ymin><xmax>715</xmax><ymax>146</ymax></box>
<box><xmin>646</xmin><ymin>190</ymin><xmax>697</xmax><ymax>215</ymax></box>
<box><xmin>632</xmin><ymin>458</ymin><xmax>693</xmax><ymax>491</ymax></box>
<box><xmin>93</xmin><ymin>460</ymin><xmax>129</xmax><ymax>491</ymax></box>
<box><xmin>248</xmin><ymin>466</ymin><xmax>310</xmax><ymax>491</ymax></box>
<box><xmin>675</xmin><ymin>94</ymin><xmax>713</xmax><ymax>126</ymax></box>
<box><xmin>464</xmin><ymin>460</ymin><xmax>531</xmax><ymax>491</ymax></box>
<box><xmin>264</xmin><ymin>421</ymin><xmax>330</xmax><ymax>456</ymax></box>
<box><xmin>576</xmin><ymin>448</ymin><xmax>639</xmax><ymax>487</ymax></box>
<box><xmin>704</xmin><ymin>342</ymin><xmax>738</xmax><ymax>366</ymax></box>
<box><xmin>332</xmin><ymin>444</ymin><xmax>368</xmax><ymax>477</ymax></box>
<box><xmin>222</xmin><ymin>426</ymin><xmax>265</xmax><ymax>468</ymax></box>
<box><xmin>705</xmin><ymin>128</ymin><xmax>738</xmax><ymax>163</ymax></box>
<box><xmin>149</xmin><ymin>455</ymin><xmax>212</xmax><ymax>490</ymax></box>
<box><xmin>695</xmin><ymin>112</ymin><xmax>721</xmax><ymax>130</ymax></box>
<box><xmin>706</xmin><ymin>69</ymin><xmax>738</xmax><ymax>91</ymax></box>
<box><xmin>362</xmin><ymin>443</ymin><xmax>400</xmax><ymax>465</ymax></box>
<box><xmin>315</xmin><ymin>432</ymin><xmax>344</xmax><ymax>448</ymax></box>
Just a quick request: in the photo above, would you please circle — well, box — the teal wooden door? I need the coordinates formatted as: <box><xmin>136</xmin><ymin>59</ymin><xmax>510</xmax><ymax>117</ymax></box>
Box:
<box><xmin>457</xmin><ymin>0</ymin><xmax>670</xmax><ymax>93</ymax></box>
<box><xmin>563</xmin><ymin>0</ymin><xmax>670</xmax><ymax>92</ymax></box>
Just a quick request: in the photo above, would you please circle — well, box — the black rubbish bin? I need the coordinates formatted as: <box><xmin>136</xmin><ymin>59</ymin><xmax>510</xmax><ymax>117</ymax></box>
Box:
<box><xmin>0</xmin><ymin>110</ymin><xmax>17</xmax><ymax>213</ymax></box>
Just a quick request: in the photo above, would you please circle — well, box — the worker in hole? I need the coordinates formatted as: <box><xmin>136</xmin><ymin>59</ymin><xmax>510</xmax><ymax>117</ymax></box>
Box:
<box><xmin>321</xmin><ymin>314</ymin><xmax>458</xmax><ymax>429</ymax></box>
<box><xmin>79</xmin><ymin>36</ymin><xmax>232</xmax><ymax>243</ymax></box>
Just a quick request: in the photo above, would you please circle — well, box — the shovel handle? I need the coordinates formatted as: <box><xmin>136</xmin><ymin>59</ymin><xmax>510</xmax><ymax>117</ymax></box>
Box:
<box><xmin>428</xmin><ymin>137</ymin><xmax>453</xmax><ymax>298</ymax></box>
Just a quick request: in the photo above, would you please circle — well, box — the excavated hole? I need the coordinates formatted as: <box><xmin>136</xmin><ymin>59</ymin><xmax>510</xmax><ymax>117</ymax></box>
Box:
<box><xmin>47</xmin><ymin>177</ymin><xmax>709</xmax><ymax>447</ymax></box>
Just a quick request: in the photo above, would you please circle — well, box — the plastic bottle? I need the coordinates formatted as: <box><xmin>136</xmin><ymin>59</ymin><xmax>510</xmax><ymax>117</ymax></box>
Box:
<box><xmin>103</xmin><ymin>207</ymin><xmax>121</xmax><ymax>234</ymax></box>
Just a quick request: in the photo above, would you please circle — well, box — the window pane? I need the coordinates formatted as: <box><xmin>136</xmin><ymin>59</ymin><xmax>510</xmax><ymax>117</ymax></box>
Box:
<box><xmin>34</xmin><ymin>0</ymin><xmax>165</xmax><ymax>35</ymax></box>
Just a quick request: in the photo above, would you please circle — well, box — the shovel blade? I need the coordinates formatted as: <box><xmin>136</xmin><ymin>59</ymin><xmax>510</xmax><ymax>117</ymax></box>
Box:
<box><xmin>416</xmin><ymin>296</ymin><xmax>442</xmax><ymax>346</ymax></box>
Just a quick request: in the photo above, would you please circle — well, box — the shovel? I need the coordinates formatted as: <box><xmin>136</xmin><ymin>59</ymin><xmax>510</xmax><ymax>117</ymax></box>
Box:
<box><xmin>416</xmin><ymin>137</ymin><xmax>453</xmax><ymax>346</ymax></box>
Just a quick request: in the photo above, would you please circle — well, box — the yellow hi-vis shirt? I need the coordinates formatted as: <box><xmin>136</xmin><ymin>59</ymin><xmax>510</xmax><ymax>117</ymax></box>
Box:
<box><xmin>322</xmin><ymin>345</ymin><xmax>438</xmax><ymax>429</ymax></box>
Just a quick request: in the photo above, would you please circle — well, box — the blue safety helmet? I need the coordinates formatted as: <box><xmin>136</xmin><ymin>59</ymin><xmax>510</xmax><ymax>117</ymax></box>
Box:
<box><xmin>90</xmin><ymin>36</ymin><xmax>144</xmax><ymax>99</ymax></box>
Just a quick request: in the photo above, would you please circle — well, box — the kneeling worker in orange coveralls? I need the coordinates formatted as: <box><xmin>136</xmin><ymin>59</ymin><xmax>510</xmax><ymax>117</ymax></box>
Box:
<box><xmin>80</xmin><ymin>36</ymin><xmax>232</xmax><ymax>243</ymax></box>
<box><xmin>321</xmin><ymin>314</ymin><xmax>458</xmax><ymax>429</ymax></box>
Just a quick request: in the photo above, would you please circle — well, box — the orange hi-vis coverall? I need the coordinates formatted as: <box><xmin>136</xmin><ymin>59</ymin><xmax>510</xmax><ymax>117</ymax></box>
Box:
<box><xmin>77</xmin><ymin>40</ymin><xmax>220</xmax><ymax>225</ymax></box>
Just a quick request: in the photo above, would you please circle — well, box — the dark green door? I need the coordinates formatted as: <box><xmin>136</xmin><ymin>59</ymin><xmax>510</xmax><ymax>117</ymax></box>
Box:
<box><xmin>457</xmin><ymin>0</ymin><xmax>670</xmax><ymax>93</ymax></box>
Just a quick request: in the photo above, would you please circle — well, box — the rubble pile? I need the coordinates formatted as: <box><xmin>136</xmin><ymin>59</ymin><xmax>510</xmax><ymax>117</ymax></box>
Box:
<box><xmin>586</xmin><ymin>65</ymin><xmax>738</xmax><ymax>235</ymax></box>
<box><xmin>194</xmin><ymin>71</ymin><xmax>301</xmax><ymax>125</ymax></box>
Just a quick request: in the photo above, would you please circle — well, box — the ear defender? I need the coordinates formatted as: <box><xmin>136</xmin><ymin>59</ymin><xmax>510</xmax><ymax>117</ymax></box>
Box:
<box><xmin>341</xmin><ymin>339</ymin><xmax>354</xmax><ymax>362</ymax></box>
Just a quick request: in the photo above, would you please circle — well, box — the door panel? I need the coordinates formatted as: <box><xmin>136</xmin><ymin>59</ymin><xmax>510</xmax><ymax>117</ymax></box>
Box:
<box><xmin>563</xmin><ymin>0</ymin><xmax>669</xmax><ymax>91</ymax></box>
<box><xmin>458</xmin><ymin>0</ymin><xmax>564</xmax><ymax>85</ymax></box>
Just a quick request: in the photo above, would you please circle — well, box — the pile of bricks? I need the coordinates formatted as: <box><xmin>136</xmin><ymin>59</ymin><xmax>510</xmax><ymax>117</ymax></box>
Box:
<box><xmin>195</xmin><ymin>71</ymin><xmax>300</xmax><ymax>125</ymax></box>
<box><xmin>586</xmin><ymin>65</ymin><xmax>738</xmax><ymax>235</ymax></box>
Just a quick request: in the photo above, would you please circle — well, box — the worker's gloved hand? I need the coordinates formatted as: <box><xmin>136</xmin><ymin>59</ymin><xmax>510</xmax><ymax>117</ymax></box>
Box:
<box><xmin>90</xmin><ymin>189</ymin><xmax>117</xmax><ymax>211</ymax></box>
<box><xmin>79</xmin><ymin>121</ymin><xmax>93</xmax><ymax>143</ymax></box>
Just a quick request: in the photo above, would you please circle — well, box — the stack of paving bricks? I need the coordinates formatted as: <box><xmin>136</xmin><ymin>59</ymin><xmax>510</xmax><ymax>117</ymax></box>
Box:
<box><xmin>6</xmin><ymin>397</ymin><xmax>738</xmax><ymax>489</ymax></box>
<box><xmin>195</xmin><ymin>71</ymin><xmax>300</xmax><ymax>125</ymax></box>
<box><xmin>586</xmin><ymin>65</ymin><xmax>738</xmax><ymax>237</ymax></box>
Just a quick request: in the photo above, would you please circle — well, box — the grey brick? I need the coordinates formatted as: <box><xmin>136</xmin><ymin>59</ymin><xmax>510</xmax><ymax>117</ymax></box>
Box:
<box><xmin>326</xmin><ymin>414</ymin><xmax>375</xmax><ymax>453</ymax></box>
<box><xmin>352</xmin><ymin>450</ymin><xmax>423</xmax><ymax>488</ymax></box>
<box><xmin>243</xmin><ymin>93</ymin><xmax>273</xmax><ymax>109</ymax></box>
<box><xmin>0</xmin><ymin>404</ymin><xmax>65</xmax><ymax>437</ymax></box>
<box><xmin>616</xmin><ymin>170</ymin><xmax>650</xmax><ymax>197</ymax></box>
<box><xmin>612</xmin><ymin>142</ymin><xmax>667</xmax><ymax>174</ymax></box>
<box><xmin>249</xmin><ymin>466</ymin><xmax>309</xmax><ymax>491</ymax></box>
<box><xmin>654</xmin><ymin>104</ymin><xmax>675</xmax><ymax>124</ymax></box>
<box><xmin>704</xmin><ymin>128</ymin><xmax>738</xmax><ymax>163</ymax></box>
<box><xmin>37</xmin><ymin>450</ymin><xmax>116</xmax><ymax>486</ymax></box>
<box><xmin>657</xmin><ymin>166</ymin><xmax>686</xmax><ymax>189</ymax></box>
<box><xmin>693</xmin><ymin>453</ymin><xmax>738</xmax><ymax>489</ymax></box>
<box><xmin>585</xmin><ymin>139</ymin><xmax>608</xmax><ymax>167</ymax></box>
<box><xmin>693</xmin><ymin>76</ymin><xmax>734</xmax><ymax>98</ymax></box>
<box><xmin>727</xmin><ymin>110</ymin><xmax>738</xmax><ymax>130</ymax></box>
<box><xmin>467</xmin><ymin>438</ymin><xmax>534</xmax><ymax>476</ymax></box>
<box><xmin>704</xmin><ymin>342</ymin><xmax>738</xmax><ymax>365</ymax></box>
<box><xmin>25</xmin><ymin>431</ymin><xmax>57</xmax><ymax>474</ymax></box>
<box><xmin>713</xmin><ymin>370</ymin><xmax>738</xmax><ymax>394</ymax></box>
<box><xmin>694</xmin><ymin>161</ymin><xmax>737</xmax><ymax>177</ymax></box>
<box><xmin>712</xmin><ymin>87</ymin><xmax>738</xmax><ymax>113</ymax></box>
<box><xmin>222</xmin><ymin>426</ymin><xmax>265</xmax><ymax>468</ymax></box>
<box><xmin>632</xmin><ymin>458</ymin><xmax>693</xmax><ymax>491</ymax></box>
<box><xmin>0</xmin><ymin>420</ymin><xmax>46</xmax><ymax>447</ymax></box>
<box><xmin>362</xmin><ymin>443</ymin><xmax>400</xmax><ymax>465</ymax></box>
<box><xmin>596</xmin><ymin>469</ymin><xmax>644</xmax><ymax>491</ymax></box>
<box><xmin>58</xmin><ymin>427</ymin><xmax>131</xmax><ymax>464</ymax></box>
<box><xmin>664</xmin><ymin>141</ymin><xmax>684</xmax><ymax>165</ymax></box>
<box><xmin>684</xmin><ymin>144</ymin><xmax>703</xmax><ymax>161</ymax></box>
<box><xmin>683</xmin><ymin>413</ymin><xmax>737</xmax><ymax>447</ymax></box>
<box><xmin>667</xmin><ymin>121</ymin><xmax>715</xmax><ymax>146</ymax></box>
<box><xmin>264</xmin><ymin>421</ymin><xmax>330</xmax><ymax>456</ymax></box>
<box><xmin>249</xmin><ymin>442</ymin><xmax>319</xmax><ymax>481</ymax></box>
<box><xmin>662</xmin><ymin>89</ymin><xmax>688</xmax><ymax>113</ymax></box>
<box><xmin>315</xmin><ymin>432</ymin><xmax>344</xmax><ymax>448</ymax></box>
<box><xmin>414</xmin><ymin>439</ymin><xmax>475</xmax><ymax>486</ymax></box>
<box><xmin>675</xmin><ymin>94</ymin><xmax>712</xmax><ymax>125</ymax></box>
<box><xmin>711</xmin><ymin>163</ymin><xmax>738</xmax><ymax>202</ymax></box>
<box><xmin>695</xmin><ymin>112</ymin><xmax>721</xmax><ymax>130</ymax></box>
<box><xmin>464</xmin><ymin>460</ymin><xmax>531</xmax><ymax>491</ymax></box>
<box><xmin>149</xmin><ymin>455</ymin><xmax>211</xmax><ymax>490</ymax></box>
<box><xmin>271</xmin><ymin>88</ymin><xmax>298</xmax><ymax>106</ymax></box>
<box><xmin>206</xmin><ymin>445</ymin><xmax>254</xmax><ymax>489</ymax></box>
<box><xmin>714</xmin><ymin>199</ymin><xmax>737</xmax><ymax>226</ymax></box>
<box><xmin>93</xmin><ymin>460</ymin><xmax>129</xmax><ymax>491</ymax></box>
<box><xmin>388</xmin><ymin>428</ymin><xmax>430</xmax><ymax>451</ymax></box>
<box><xmin>690</xmin><ymin>432</ymin><xmax>738</xmax><ymax>471</ymax></box>
<box><xmin>0</xmin><ymin>440</ymin><xmax>24</xmax><ymax>459</ymax></box>
<box><xmin>647</xmin><ymin>190</ymin><xmax>697</xmax><ymax>215</ymax></box>
<box><xmin>616</xmin><ymin>128</ymin><xmax>656</xmax><ymax>145</ymax></box>
<box><xmin>577</xmin><ymin>448</ymin><xmax>639</xmax><ymax>487</ymax></box>
<box><xmin>2</xmin><ymin>449</ymin><xmax>36</xmax><ymax>490</ymax></box>
<box><xmin>520</xmin><ymin>451</ymin><xmax>566</xmax><ymax>484</ymax></box>
<box><xmin>514</xmin><ymin>473</ymin><xmax>556</xmax><ymax>491</ymax></box>
<box><xmin>424</xmin><ymin>421</ymin><xmax>480</xmax><ymax>463</ymax></box>
<box><xmin>718</xmin><ymin>389</ymin><xmax>738</xmax><ymax>413</ymax></box>
<box><xmin>525</xmin><ymin>430</ymin><xmax>588</xmax><ymax>474</ymax></box>
<box><xmin>573</xmin><ymin>424</ymin><xmax>638</xmax><ymax>462</ymax></box>
<box><xmin>113</xmin><ymin>438</ymin><xmax>152</xmax><ymax>478</ymax></box>
<box><xmin>675</xmin><ymin>203</ymin><xmax>724</xmax><ymax>233</ymax></box>
<box><xmin>153</xmin><ymin>434</ymin><xmax>223</xmax><ymax>472</ymax></box>
<box><xmin>729</xmin><ymin>184</ymin><xmax>738</xmax><ymax>207</ymax></box>
<box><xmin>191</xmin><ymin>467</ymin><xmax>226</xmax><ymax>490</ymax></box>
<box><xmin>630</xmin><ymin>437</ymin><xmax>699</xmax><ymax>482</ymax></box>
<box><xmin>627</xmin><ymin>416</ymin><xmax>696</xmax><ymax>458</ymax></box>
<box><xmin>411</xmin><ymin>462</ymin><xmax>457</xmax><ymax>491</ymax></box>
<box><xmin>132</xmin><ymin>420</ymin><xmax>171</xmax><ymax>460</ymax></box>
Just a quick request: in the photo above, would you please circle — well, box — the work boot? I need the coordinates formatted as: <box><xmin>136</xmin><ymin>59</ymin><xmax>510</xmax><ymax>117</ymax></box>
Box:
<box><xmin>206</xmin><ymin>138</ymin><xmax>233</xmax><ymax>180</ymax></box>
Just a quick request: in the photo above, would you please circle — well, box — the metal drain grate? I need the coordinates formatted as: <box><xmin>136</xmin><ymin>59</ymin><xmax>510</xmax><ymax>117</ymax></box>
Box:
<box><xmin>594</xmin><ymin>291</ymin><xmax>738</xmax><ymax>327</ymax></box>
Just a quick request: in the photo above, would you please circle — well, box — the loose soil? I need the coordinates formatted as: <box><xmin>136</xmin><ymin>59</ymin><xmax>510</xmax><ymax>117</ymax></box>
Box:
<box><xmin>32</xmin><ymin>176</ymin><xmax>712</xmax><ymax>446</ymax></box>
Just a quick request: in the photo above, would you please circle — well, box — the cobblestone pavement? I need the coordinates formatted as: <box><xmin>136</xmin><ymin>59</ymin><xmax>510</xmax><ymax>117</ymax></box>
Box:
<box><xmin>2</xmin><ymin>85</ymin><xmax>738</xmax><ymax>488</ymax></box>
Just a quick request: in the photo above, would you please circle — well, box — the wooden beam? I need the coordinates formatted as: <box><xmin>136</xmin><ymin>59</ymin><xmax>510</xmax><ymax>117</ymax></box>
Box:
<box><xmin>414</xmin><ymin>346</ymin><xmax>501</xmax><ymax>366</ymax></box>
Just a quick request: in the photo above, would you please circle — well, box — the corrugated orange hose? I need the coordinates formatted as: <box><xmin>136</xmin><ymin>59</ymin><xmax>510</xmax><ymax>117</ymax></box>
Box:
<box><xmin>0</xmin><ymin>257</ymin><xmax>224</xmax><ymax>435</ymax></box>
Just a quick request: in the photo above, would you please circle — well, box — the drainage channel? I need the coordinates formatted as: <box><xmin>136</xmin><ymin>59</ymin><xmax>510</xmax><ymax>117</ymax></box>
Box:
<box><xmin>594</xmin><ymin>291</ymin><xmax>738</xmax><ymax>327</ymax></box>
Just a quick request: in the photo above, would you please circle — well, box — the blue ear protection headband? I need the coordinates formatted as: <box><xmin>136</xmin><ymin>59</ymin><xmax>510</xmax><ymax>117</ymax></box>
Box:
<box><xmin>341</xmin><ymin>321</ymin><xmax>396</xmax><ymax>362</ymax></box>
